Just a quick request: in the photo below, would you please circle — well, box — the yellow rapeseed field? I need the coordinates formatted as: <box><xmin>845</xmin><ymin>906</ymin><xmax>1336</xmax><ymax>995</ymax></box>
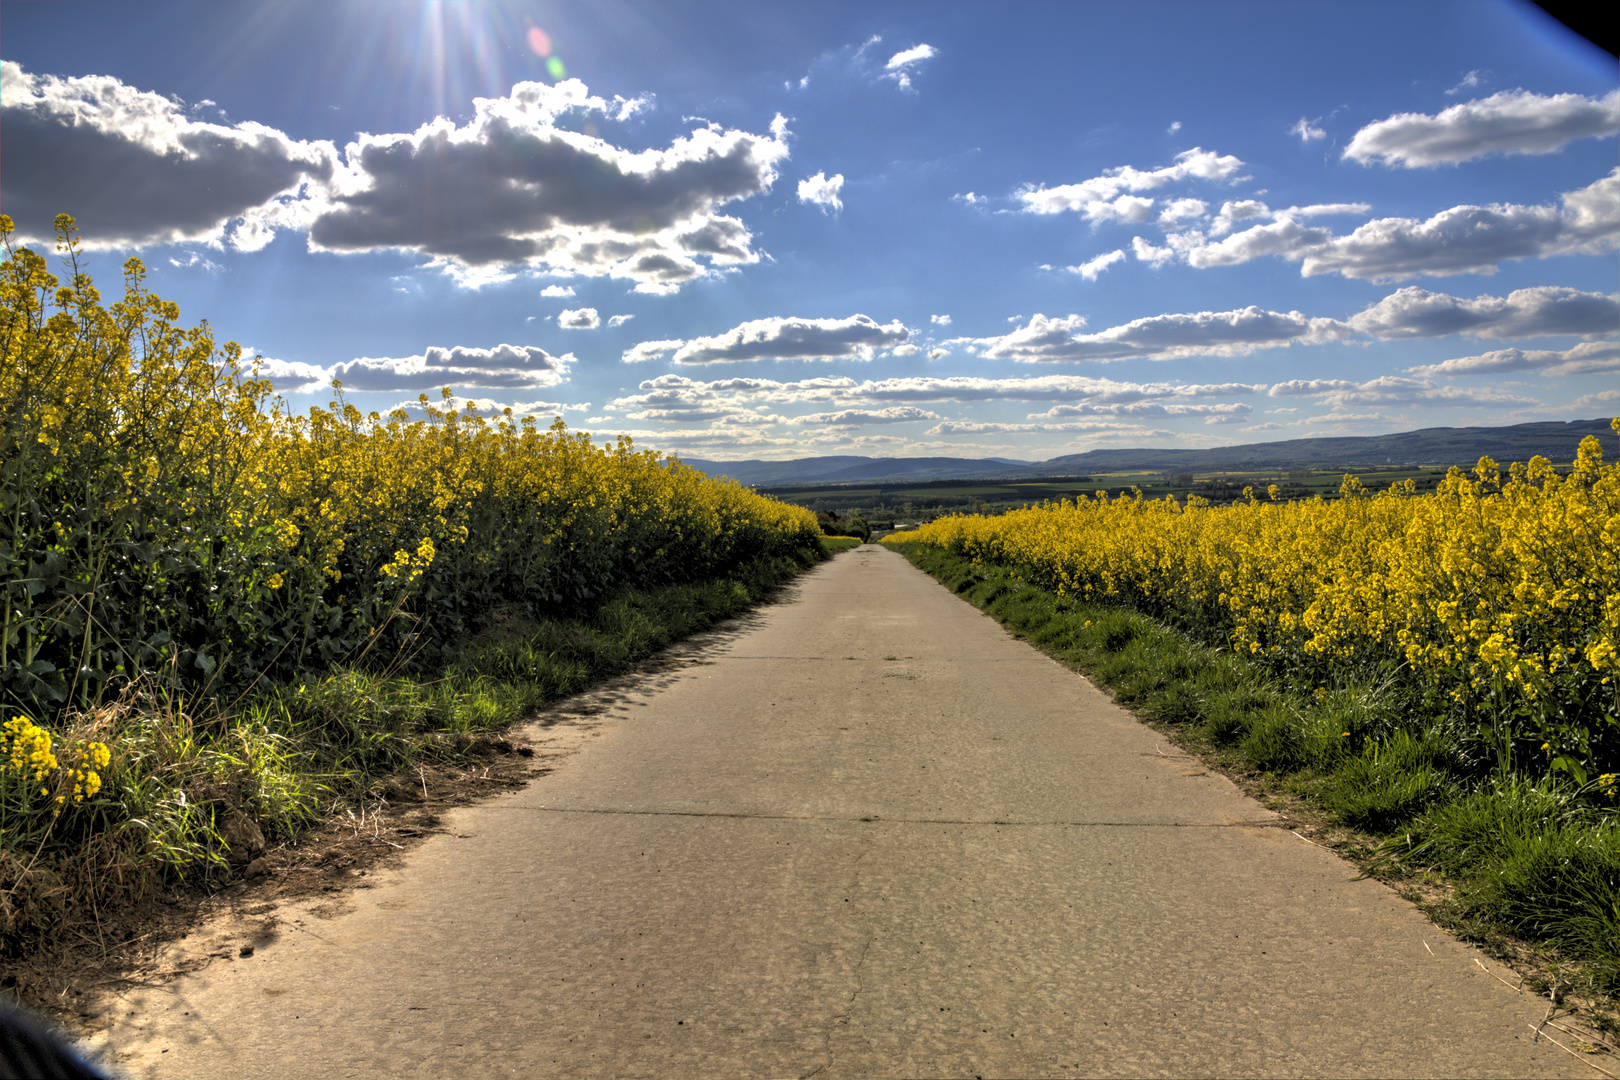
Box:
<box><xmin>0</xmin><ymin>214</ymin><xmax>819</xmax><ymax>830</ymax></box>
<box><xmin>887</xmin><ymin>429</ymin><xmax>1620</xmax><ymax>779</ymax></box>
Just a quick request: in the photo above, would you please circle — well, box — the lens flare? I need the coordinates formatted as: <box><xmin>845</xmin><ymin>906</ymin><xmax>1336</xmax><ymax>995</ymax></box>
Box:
<box><xmin>527</xmin><ymin>26</ymin><xmax>551</xmax><ymax>57</ymax></box>
<box><xmin>547</xmin><ymin>55</ymin><xmax>567</xmax><ymax>80</ymax></box>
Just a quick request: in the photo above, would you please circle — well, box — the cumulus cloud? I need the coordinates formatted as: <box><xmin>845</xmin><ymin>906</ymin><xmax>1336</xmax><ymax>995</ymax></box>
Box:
<box><xmin>308</xmin><ymin>83</ymin><xmax>790</xmax><ymax>289</ymax></box>
<box><xmin>540</xmin><ymin>284</ymin><xmax>576</xmax><ymax>297</ymax></box>
<box><xmin>1573</xmin><ymin>389</ymin><xmax>1620</xmax><ymax>410</ymax></box>
<box><xmin>926</xmin><ymin>419</ymin><xmax>1172</xmax><ymax>436</ymax></box>
<box><xmin>973</xmin><ymin>307</ymin><xmax>1351</xmax><ymax>363</ymax></box>
<box><xmin>1344</xmin><ymin>90</ymin><xmax>1620</xmax><ymax>167</ymax></box>
<box><xmin>389</xmin><ymin>394</ymin><xmax>572</xmax><ymax>420</ymax></box>
<box><xmin>605</xmin><ymin>375</ymin><xmax>1269</xmax><ymax>436</ymax></box>
<box><xmin>890</xmin><ymin>343</ymin><xmax>920</xmax><ymax>357</ymax></box>
<box><xmin>664</xmin><ymin>315</ymin><xmax>910</xmax><ymax>364</ymax></box>
<box><xmin>798</xmin><ymin>171</ymin><xmax>845</xmax><ymax>212</ymax></box>
<box><xmin>1288</xmin><ymin>117</ymin><xmax>1326</xmax><ymax>142</ymax></box>
<box><xmin>253</xmin><ymin>356</ymin><xmax>331</xmax><ymax>395</ymax></box>
<box><xmin>558</xmin><ymin>307</ymin><xmax>600</xmax><ymax>329</ymax></box>
<box><xmin>621</xmin><ymin>339</ymin><xmax>685</xmax><ymax>364</ymax></box>
<box><xmin>1270</xmin><ymin>375</ymin><xmax>1534</xmax><ymax>409</ymax></box>
<box><xmin>1131</xmin><ymin>235</ymin><xmax>1176</xmax><ymax>267</ymax></box>
<box><xmin>1350</xmin><ymin>285</ymin><xmax>1619</xmax><ymax>340</ymax></box>
<box><xmin>930</xmin><ymin>314</ymin><xmax>952</xmax><ymax>326</ymax></box>
<box><xmin>1158</xmin><ymin>198</ymin><xmax>1207</xmax><ymax>225</ymax></box>
<box><xmin>883</xmin><ymin>44</ymin><xmax>937</xmax><ymax>90</ymax></box>
<box><xmin>927</xmin><ymin>348</ymin><xmax>949</xmax><ymax>360</ymax></box>
<box><xmin>0</xmin><ymin>61</ymin><xmax>336</xmax><ymax>249</ymax></box>
<box><xmin>1173</xmin><ymin>174</ymin><xmax>1617</xmax><ymax>280</ymax></box>
<box><xmin>1018</xmin><ymin>148</ymin><xmax>1246</xmax><ymax>219</ymax></box>
<box><xmin>329</xmin><ymin>343</ymin><xmax>573</xmax><ymax>392</ymax></box>
<box><xmin>1408</xmin><ymin>340</ymin><xmax>1620</xmax><ymax>377</ymax></box>
<box><xmin>1030</xmin><ymin>401</ymin><xmax>1254</xmax><ymax>424</ymax></box>
<box><xmin>607</xmin><ymin>314</ymin><xmax>635</xmax><ymax>327</ymax></box>
<box><xmin>788</xmin><ymin>406</ymin><xmax>940</xmax><ymax>426</ymax></box>
<box><xmin>2</xmin><ymin>64</ymin><xmax>790</xmax><ymax>292</ymax></box>
<box><xmin>1298</xmin><ymin>171</ymin><xmax>1619</xmax><ymax>279</ymax></box>
<box><xmin>1068</xmin><ymin>249</ymin><xmax>1126</xmax><ymax>281</ymax></box>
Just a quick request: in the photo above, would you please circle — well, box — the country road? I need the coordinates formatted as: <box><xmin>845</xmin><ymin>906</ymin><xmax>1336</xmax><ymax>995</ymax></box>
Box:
<box><xmin>97</xmin><ymin>544</ymin><xmax>1581</xmax><ymax>1079</ymax></box>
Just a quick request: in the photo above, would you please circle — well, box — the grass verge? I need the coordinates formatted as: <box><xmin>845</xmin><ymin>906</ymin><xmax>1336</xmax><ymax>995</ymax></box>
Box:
<box><xmin>1</xmin><ymin>544</ymin><xmax>833</xmax><ymax>969</ymax></box>
<box><xmin>891</xmin><ymin>540</ymin><xmax>1620</xmax><ymax>1008</ymax></box>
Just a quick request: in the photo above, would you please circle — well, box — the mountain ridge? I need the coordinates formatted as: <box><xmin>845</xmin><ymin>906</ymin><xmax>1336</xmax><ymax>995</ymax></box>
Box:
<box><xmin>677</xmin><ymin>418</ymin><xmax>1617</xmax><ymax>487</ymax></box>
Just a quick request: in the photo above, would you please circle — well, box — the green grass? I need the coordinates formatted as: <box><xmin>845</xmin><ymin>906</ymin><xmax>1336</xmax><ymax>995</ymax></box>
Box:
<box><xmin>1</xmin><ymin>545</ymin><xmax>832</xmax><ymax>956</ymax></box>
<box><xmin>891</xmin><ymin>540</ymin><xmax>1620</xmax><ymax>998</ymax></box>
<box><xmin>819</xmin><ymin>535</ymin><xmax>864</xmax><ymax>554</ymax></box>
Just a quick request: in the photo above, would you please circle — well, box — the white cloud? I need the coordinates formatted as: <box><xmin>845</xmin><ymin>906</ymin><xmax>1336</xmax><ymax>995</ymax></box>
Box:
<box><xmin>1018</xmin><ymin>148</ymin><xmax>1246</xmax><ymax>218</ymax></box>
<box><xmin>1131</xmin><ymin>235</ymin><xmax>1176</xmax><ymax>267</ymax></box>
<box><xmin>1158</xmin><ymin>198</ymin><xmax>1207</xmax><ymax>225</ymax></box>
<box><xmin>1208</xmin><ymin>199</ymin><xmax>1271</xmax><ymax>237</ymax></box>
<box><xmin>606</xmin><ymin>375</ymin><xmax>1268</xmax><ymax>425</ymax></box>
<box><xmin>252</xmin><ymin>356</ymin><xmax>330</xmax><ymax>394</ymax></box>
<box><xmin>310</xmin><ymin>81</ymin><xmax>788</xmax><ymax>288</ymax></box>
<box><xmin>329</xmin><ymin>343</ymin><xmax>573</xmax><ymax>392</ymax></box>
<box><xmin>1445</xmin><ymin>70</ymin><xmax>1485</xmax><ymax>96</ymax></box>
<box><xmin>1298</xmin><ymin>171</ymin><xmax>1619</xmax><ymax>279</ymax></box>
<box><xmin>1</xmin><ymin>64</ymin><xmax>790</xmax><ymax>291</ymax></box>
<box><xmin>953</xmin><ymin>192</ymin><xmax>988</xmax><ymax>207</ymax></box>
<box><xmin>389</xmin><ymin>395</ymin><xmax>572</xmax><ymax>420</ymax></box>
<box><xmin>1345</xmin><ymin>90</ymin><xmax>1620</xmax><ymax>167</ymax></box>
<box><xmin>1029</xmin><ymin>401</ymin><xmax>1254</xmax><ymax>423</ymax></box>
<box><xmin>930</xmin><ymin>314</ymin><xmax>952</xmax><ymax>326</ymax></box>
<box><xmin>797</xmin><ymin>171</ymin><xmax>845</xmax><ymax>212</ymax></box>
<box><xmin>1407</xmin><ymin>340</ymin><xmax>1620</xmax><ymax>378</ymax></box>
<box><xmin>883</xmin><ymin>44</ymin><xmax>937</xmax><ymax>90</ymax></box>
<box><xmin>1270</xmin><ymin>375</ymin><xmax>1535</xmax><ymax>409</ymax></box>
<box><xmin>558</xmin><ymin>307</ymin><xmax>601</xmax><ymax>329</ymax></box>
<box><xmin>1573</xmin><ymin>389</ymin><xmax>1620</xmax><ymax>410</ymax></box>
<box><xmin>668</xmin><ymin>314</ymin><xmax>910</xmax><ymax>364</ymax></box>
<box><xmin>890</xmin><ymin>343</ymin><xmax>920</xmax><ymax>356</ymax></box>
<box><xmin>168</xmin><ymin>251</ymin><xmax>224</xmax><ymax>272</ymax></box>
<box><xmin>540</xmin><ymin>284</ymin><xmax>576</xmax><ymax>297</ymax></box>
<box><xmin>1189</xmin><ymin>218</ymin><xmax>1334</xmax><ymax>267</ymax></box>
<box><xmin>1288</xmin><ymin>117</ymin><xmax>1326</xmax><ymax>142</ymax></box>
<box><xmin>885</xmin><ymin>44</ymin><xmax>938</xmax><ymax>70</ymax></box>
<box><xmin>974</xmin><ymin>307</ymin><xmax>1351</xmax><ymax>363</ymax></box>
<box><xmin>788</xmin><ymin>406</ymin><xmax>941</xmax><ymax>426</ymax></box>
<box><xmin>1068</xmin><ymin>249</ymin><xmax>1126</xmax><ymax>281</ymax></box>
<box><xmin>925</xmin><ymin>419</ymin><xmax>1179</xmax><ymax>438</ymax></box>
<box><xmin>0</xmin><ymin>61</ymin><xmax>337</xmax><ymax>249</ymax></box>
<box><xmin>1350</xmin><ymin>285</ymin><xmax>1619</xmax><ymax>340</ymax></box>
<box><xmin>1176</xmin><ymin>174</ymin><xmax>1617</xmax><ymax>280</ymax></box>
<box><xmin>608</xmin><ymin>314</ymin><xmax>635</xmax><ymax>327</ymax></box>
<box><xmin>621</xmin><ymin>339</ymin><xmax>685</xmax><ymax>363</ymax></box>
<box><xmin>927</xmin><ymin>348</ymin><xmax>949</xmax><ymax>360</ymax></box>
<box><xmin>1167</xmin><ymin>121</ymin><xmax>1182</xmax><ymax>134</ymax></box>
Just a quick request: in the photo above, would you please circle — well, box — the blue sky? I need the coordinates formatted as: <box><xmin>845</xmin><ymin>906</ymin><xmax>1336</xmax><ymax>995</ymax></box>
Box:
<box><xmin>2</xmin><ymin>0</ymin><xmax>1615</xmax><ymax>461</ymax></box>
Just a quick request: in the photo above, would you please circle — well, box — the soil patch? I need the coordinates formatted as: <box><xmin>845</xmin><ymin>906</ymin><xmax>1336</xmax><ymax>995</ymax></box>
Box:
<box><xmin>5</xmin><ymin>731</ymin><xmax>558</xmax><ymax>1039</ymax></box>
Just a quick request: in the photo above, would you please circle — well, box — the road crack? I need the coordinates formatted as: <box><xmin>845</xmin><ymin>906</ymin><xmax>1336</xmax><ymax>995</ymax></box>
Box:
<box><xmin>525</xmin><ymin>806</ymin><xmax>1279</xmax><ymax>828</ymax></box>
<box><xmin>803</xmin><ymin>842</ymin><xmax>877</xmax><ymax>1080</ymax></box>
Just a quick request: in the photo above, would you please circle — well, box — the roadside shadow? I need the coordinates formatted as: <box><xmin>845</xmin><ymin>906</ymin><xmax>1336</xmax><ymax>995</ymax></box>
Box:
<box><xmin>530</xmin><ymin>573</ymin><xmax>810</xmax><ymax>723</ymax></box>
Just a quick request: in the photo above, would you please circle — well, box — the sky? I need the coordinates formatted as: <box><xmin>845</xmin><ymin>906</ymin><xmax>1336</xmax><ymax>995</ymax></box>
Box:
<box><xmin>2</xmin><ymin>0</ymin><xmax>1616</xmax><ymax>462</ymax></box>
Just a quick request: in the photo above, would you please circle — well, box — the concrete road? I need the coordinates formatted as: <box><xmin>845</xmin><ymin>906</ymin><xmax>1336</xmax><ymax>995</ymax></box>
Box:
<box><xmin>99</xmin><ymin>545</ymin><xmax>1582</xmax><ymax>1078</ymax></box>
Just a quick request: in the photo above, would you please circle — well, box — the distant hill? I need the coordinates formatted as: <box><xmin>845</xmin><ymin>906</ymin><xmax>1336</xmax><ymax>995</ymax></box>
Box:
<box><xmin>1037</xmin><ymin>418</ymin><xmax>1617</xmax><ymax>474</ymax></box>
<box><xmin>677</xmin><ymin>418</ymin><xmax>1617</xmax><ymax>487</ymax></box>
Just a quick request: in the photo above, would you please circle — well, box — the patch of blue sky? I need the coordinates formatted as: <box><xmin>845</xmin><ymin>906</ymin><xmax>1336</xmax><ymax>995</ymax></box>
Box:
<box><xmin>2</xmin><ymin>0</ymin><xmax>1614</xmax><ymax>458</ymax></box>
